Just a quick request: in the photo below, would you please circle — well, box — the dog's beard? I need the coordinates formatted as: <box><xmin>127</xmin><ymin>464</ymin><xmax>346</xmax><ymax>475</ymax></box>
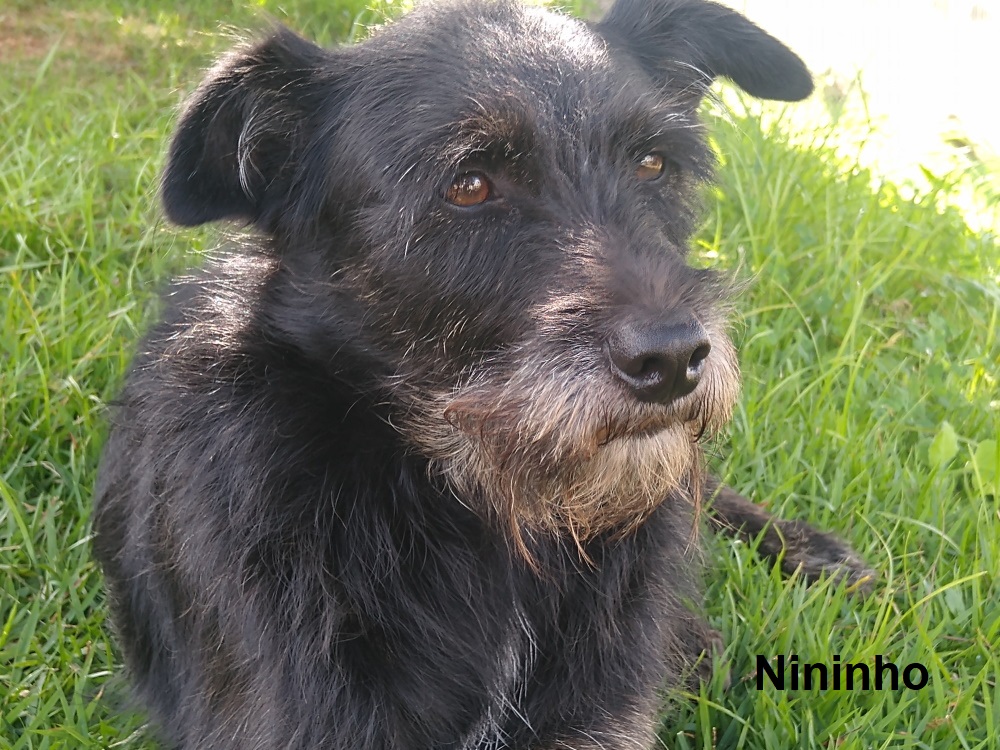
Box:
<box><xmin>398</xmin><ymin>328</ymin><xmax>739</xmax><ymax>553</ymax></box>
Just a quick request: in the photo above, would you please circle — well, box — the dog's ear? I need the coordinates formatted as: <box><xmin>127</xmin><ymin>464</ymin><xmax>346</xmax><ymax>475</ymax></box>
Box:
<box><xmin>598</xmin><ymin>0</ymin><xmax>812</xmax><ymax>102</ymax></box>
<box><xmin>161</xmin><ymin>27</ymin><xmax>330</xmax><ymax>229</ymax></box>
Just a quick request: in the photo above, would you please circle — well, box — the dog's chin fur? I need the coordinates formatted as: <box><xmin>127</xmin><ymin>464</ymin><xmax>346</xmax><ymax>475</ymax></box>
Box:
<box><xmin>402</xmin><ymin>328</ymin><xmax>740</xmax><ymax>551</ymax></box>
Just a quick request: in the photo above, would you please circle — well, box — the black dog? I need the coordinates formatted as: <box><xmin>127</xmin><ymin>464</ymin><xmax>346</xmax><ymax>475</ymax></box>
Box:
<box><xmin>94</xmin><ymin>1</ymin><xmax>871</xmax><ymax>747</ymax></box>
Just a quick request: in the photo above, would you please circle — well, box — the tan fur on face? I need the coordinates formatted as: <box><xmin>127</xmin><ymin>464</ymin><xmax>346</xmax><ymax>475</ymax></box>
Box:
<box><xmin>399</xmin><ymin>322</ymin><xmax>739</xmax><ymax>552</ymax></box>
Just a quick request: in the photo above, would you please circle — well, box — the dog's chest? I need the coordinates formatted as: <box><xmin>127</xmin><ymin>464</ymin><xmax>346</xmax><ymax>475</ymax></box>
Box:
<box><xmin>458</xmin><ymin>605</ymin><xmax>537</xmax><ymax>750</ymax></box>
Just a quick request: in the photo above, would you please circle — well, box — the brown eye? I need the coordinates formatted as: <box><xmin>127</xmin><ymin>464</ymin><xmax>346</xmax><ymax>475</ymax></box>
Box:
<box><xmin>636</xmin><ymin>153</ymin><xmax>665</xmax><ymax>182</ymax></box>
<box><xmin>446</xmin><ymin>172</ymin><xmax>491</xmax><ymax>207</ymax></box>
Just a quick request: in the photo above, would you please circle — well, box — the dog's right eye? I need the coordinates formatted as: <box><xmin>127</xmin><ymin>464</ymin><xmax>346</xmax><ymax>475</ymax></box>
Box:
<box><xmin>446</xmin><ymin>172</ymin><xmax>492</xmax><ymax>207</ymax></box>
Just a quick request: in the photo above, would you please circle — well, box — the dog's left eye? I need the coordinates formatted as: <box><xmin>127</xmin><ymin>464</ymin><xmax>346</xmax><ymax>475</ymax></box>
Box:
<box><xmin>636</xmin><ymin>153</ymin><xmax>666</xmax><ymax>182</ymax></box>
<box><xmin>446</xmin><ymin>172</ymin><xmax>492</xmax><ymax>207</ymax></box>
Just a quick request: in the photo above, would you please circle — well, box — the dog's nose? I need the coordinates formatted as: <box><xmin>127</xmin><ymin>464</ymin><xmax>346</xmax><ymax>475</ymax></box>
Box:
<box><xmin>606</xmin><ymin>318</ymin><xmax>712</xmax><ymax>404</ymax></box>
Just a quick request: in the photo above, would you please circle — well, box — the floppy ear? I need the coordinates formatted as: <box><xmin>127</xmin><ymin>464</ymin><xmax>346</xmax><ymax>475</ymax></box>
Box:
<box><xmin>161</xmin><ymin>26</ymin><xmax>330</xmax><ymax>229</ymax></box>
<box><xmin>598</xmin><ymin>0</ymin><xmax>812</xmax><ymax>102</ymax></box>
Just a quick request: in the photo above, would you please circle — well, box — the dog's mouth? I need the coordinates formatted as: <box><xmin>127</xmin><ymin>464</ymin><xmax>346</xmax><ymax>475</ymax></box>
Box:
<box><xmin>593</xmin><ymin>410</ymin><xmax>699</xmax><ymax>447</ymax></box>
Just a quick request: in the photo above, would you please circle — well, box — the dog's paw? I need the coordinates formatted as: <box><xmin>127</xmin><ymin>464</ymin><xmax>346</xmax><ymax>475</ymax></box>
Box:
<box><xmin>706</xmin><ymin>484</ymin><xmax>876</xmax><ymax>595</ymax></box>
<box><xmin>772</xmin><ymin>519</ymin><xmax>876</xmax><ymax>595</ymax></box>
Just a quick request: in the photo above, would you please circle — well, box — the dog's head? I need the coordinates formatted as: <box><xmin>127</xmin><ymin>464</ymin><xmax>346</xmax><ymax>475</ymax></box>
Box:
<box><xmin>161</xmin><ymin>0</ymin><xmax>810</xmax><ymax>545</ymax></box>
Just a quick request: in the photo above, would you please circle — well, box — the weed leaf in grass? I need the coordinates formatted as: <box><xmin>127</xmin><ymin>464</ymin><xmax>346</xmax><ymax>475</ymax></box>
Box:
<box><xmin>929</xmin><ymin>420</ymin><xmax>959</xmax><ymax>467</ymax></box>
<box><xmin>971</xmin><ymin>438</ymin><xmax>999</xmax><ymax>495</ymax></box>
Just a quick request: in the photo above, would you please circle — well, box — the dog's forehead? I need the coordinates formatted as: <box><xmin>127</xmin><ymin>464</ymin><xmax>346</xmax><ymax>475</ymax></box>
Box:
<box><xmin>509</xmin><ymin>4</ymin><xmax>609</xmax><ymax>71</ymax></box>
<box><xmin>323</xmin><ymin>0</ymin><xmax>674</xmax><ymax>183</ymax></box>
<box><xmin>405</xmin><ymin>1</ymin><xmax>607</xmax><ymax>72</ymax></box>
<box><xmin>354</xmin><ymin>1</ymin><xmax>623</xmax><ymax>121</ymax></box>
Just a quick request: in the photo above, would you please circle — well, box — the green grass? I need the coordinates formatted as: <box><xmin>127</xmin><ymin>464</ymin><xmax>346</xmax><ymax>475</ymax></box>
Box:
<box><xmin>1</xmin><ymin>1</ymin><xmax>997</xmax><ymax>748</ymax></box>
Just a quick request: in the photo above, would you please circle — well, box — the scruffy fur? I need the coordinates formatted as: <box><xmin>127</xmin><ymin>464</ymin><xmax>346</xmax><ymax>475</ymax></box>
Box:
<box><xmin>93</xmin><ymin>1</ymin><xmax>872</xmax><ymax>748</ymax></box>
